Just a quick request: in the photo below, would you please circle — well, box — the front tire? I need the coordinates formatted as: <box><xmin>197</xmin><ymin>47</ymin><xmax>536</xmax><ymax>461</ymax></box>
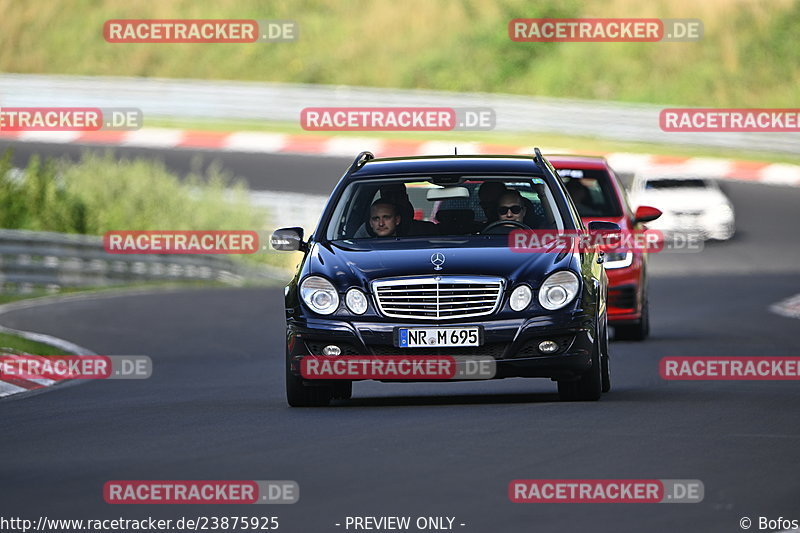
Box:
<box><xmin>333</xmin><ymin>381</ymin><xmax>353</xmax><ymax>400</ymax></box>
<box><xmin>558</xmin><ymin>320</ymin><xmax>604</xmax><ymax>402</ymax></box>
<box><xmin>601</xmin><ymin>317</ymin><xmax>611</xmax><ymax>393</ymax></box>
<box><xmin>286</xmin><ymin>354</ymin><xmax>334</xmax><ymax>407</ymax></box>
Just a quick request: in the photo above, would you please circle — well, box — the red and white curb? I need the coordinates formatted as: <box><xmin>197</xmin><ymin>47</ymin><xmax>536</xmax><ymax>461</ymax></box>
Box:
<box><xmin>0</xmin><ymin>352</ymin><xmax>58</xmax><ymax>396</ymax></box>
<box><xmin>0</xmin><ymin>300</ymin><xmax>97</xmax><ymax>398</ymax></box>
<box><xmin>1</xmin><ymin>128</ymin><xmax>799</xmax><ymax>186</ymax></box>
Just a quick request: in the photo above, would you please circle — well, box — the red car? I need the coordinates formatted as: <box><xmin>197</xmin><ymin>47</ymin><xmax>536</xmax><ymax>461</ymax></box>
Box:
<box><xmin>549</xmin><ymin>156</ymin><xmax>661</xmax><ymax>341</ymax></box>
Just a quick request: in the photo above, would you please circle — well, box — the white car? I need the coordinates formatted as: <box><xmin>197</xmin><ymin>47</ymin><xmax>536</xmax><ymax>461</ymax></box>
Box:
<box><xmin>629</xmin><ymin>172</ymin><xmax>735</xmax><ymax>240</ymax></box>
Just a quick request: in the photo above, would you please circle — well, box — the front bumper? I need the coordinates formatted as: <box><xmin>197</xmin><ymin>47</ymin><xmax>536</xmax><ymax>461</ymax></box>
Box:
<box><xmin>648</xmin><ymin>215</ymin><xmax>734</xmax><ymax>241</ymax></box>
<box><xmin>605</xmin><ymin>258</ymin><xmax>644</xmax><ymax>323</ymax></box>
<box><xmin>287</xmin><ymin>310</ymin><xmax>595</xmax><ymax>382</ymax></box>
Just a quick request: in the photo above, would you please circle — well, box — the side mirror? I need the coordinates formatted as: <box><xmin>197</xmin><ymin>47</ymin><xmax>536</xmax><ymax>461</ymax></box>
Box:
<box><xmin>634</xmin><ymin>205</ymin><xmax>662</xmax><ymax>224</ymax></box>
<box><xmin>587</xmin><ymin>221</ymin><xmax>621</xmax><ymax>234</ymax></box>
<box><xmin>270</xmin><ymin>227</ymin><xmax>307</xmax><ymax>252</ymax></box>
<box><xmin>586</xmin><ymin>222</ymin><xmax>620</xmax><ymax>262</ymax></box>
<box><xmin>587</xmin><ymin>221</ymin><xmax>621</xmax><ymax>262</ymax></box>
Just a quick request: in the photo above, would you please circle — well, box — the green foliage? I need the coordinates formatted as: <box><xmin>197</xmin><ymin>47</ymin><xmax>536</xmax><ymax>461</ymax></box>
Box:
<box><xmin>0</xmin><ymin>151</ymin><xmax>89</xmax><ymax>232</ymax></box>
<box><xmin>0</xmin><ymin>150</ymin><xmax>300</xmax><ymax>270</ymax></box>
<box><xmin>0</xmin><ymin>150</ymin><xmax>266</xmax><ymax>235</ymax></box>
<box><xmin>0</xmin><ymin>0</ymin><xmax>797</xmax><ymax>106</ymax></box>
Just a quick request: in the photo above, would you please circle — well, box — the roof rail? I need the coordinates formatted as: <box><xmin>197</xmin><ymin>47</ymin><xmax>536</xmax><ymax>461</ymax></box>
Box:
<box><xmin>533</xmin><ymin>147</ymin><xmax>545</xmax><ymax>167</ymax></box>
<box><xmin>533</xmin><ymin>147</ymin><xmax>561</xmax><ymax>181</ymax></box>
<box><xmin>347</xmin><ymin>151</ymin><xmax>375</xmax><ymax>174</ymax></box>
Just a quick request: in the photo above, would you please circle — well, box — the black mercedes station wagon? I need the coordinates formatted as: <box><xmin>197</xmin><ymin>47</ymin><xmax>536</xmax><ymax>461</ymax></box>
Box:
<box><xmin>272</xmin><ymin>150</ymin><xmax>618</xmax><ymax>406</ymax></box>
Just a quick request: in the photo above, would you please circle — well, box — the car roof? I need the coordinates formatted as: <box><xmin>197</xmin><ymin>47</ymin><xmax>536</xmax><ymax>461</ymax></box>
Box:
<box><xmin>350</xmin><ymin>155</ymin><xmax>547</xmax><ymax>179</ymax></box>
<box><xmin>546</xmin><ymin>154</ymin><xmax>610</xmax><ymax>170</ymax></box>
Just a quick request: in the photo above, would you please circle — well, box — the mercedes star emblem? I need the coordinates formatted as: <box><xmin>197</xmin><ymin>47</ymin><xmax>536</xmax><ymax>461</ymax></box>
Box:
<box><xmin>431</xmin><ymin>252</ymin><xmax>446</xmax><ymax>271</ymax></box>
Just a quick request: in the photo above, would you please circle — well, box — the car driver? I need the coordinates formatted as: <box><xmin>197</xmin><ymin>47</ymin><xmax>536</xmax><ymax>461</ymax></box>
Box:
<box><xmin>496</xmin><ymin>190</ymin><xmax>527</xmax><ymax>223</ymax></box>
<box><xmin>369</xmin><ymin>200</ymin><xmax>401</xmax><ymax>237</ymax></box>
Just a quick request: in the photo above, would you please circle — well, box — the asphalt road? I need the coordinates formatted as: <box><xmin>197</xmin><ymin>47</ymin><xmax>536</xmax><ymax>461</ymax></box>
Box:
<box><xmin>1</xmin><ymin>145</ymin><xmax>799</xmax><ymax>533</ymax></box>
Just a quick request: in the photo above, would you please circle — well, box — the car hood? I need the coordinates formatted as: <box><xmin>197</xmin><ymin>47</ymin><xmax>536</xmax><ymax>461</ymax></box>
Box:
<box><xmin>307</xmin><ymin>237</ymin><xmax>576</xmax><ymax>292</ymax></box>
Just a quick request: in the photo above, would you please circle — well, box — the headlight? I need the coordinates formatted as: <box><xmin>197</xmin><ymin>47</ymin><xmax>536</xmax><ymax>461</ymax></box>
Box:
<box><xmin>509</xmin><ymin>285</ymin><xmax>532</xmax><ymax>312</ymax></box>
<box><xmin>300</xmin><ymin>276</ymin><xmax>339</xmax><ymax>315</ymax></box>
<box><xmin>603</xmin><ymin>251</ymin><xmax>633</xmax><ymax>269</ymax></box>
<box><xmin>538</xmin><ymin>271</ymin><xmax>580</xmax><ymax>310</ymax></box>
<box><xmin>345</xmin><ymin>288</ymin><xmax>368</xmax><ymax>315</ymax></box>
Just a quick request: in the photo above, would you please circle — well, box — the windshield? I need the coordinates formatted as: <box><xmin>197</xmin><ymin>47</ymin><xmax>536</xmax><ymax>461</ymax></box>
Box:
<box><xmin>557</xmin><ymin>168</ymin><xmax>622</xmax><ymax>217</ymax></box>
<box><xmin>645</xmin><ymin>178</ymin><xmax>708</xmax><ymax>190</ymax></box>
<box><xmin>324</xmin><ymin>176</ymin><xmax>565</xmax><ymax>241</ymax></box>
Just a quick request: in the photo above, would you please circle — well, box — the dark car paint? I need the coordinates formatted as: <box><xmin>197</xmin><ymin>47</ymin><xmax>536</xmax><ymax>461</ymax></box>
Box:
<box><xmin>282</xmin><ymin>155</ymin><xmax>608</xmax><ymax>383</ymax></box>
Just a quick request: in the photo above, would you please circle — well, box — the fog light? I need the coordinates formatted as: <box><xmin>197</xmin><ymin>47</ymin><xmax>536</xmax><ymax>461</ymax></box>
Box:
<box><xmin>538</xmin><ymin>340</ymin><xmax>559</xmax><ymax>354</ymax></box>
<box><xmin>322</xmin><ymin>345</ymin><xmax>342</xmax><ymax>356</ymax></box>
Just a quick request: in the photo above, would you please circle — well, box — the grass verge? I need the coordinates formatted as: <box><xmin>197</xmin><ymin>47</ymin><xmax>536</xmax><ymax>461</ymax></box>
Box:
<box><xmin>0</xmin><ymin>332</ymin><xmax>73</xmax><ymax>356</ymax></box>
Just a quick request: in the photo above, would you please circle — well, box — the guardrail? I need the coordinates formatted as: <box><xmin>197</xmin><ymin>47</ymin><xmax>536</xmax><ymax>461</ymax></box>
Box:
<box><xmin>0</xmin><ymin>229</ymin><xmax>285</xmax><ymax>293</ymax></box>
<box><xmin>1</xmin><ymin>74</ymin><xmax>797</xmax><ymax>154</ymax></box>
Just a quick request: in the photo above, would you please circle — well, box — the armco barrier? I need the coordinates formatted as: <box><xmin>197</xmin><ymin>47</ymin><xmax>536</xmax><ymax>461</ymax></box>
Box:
<box><xmin>0</xmin><ymin>229</ymin><xmax>284</xmax><ymax>293</ymax></box>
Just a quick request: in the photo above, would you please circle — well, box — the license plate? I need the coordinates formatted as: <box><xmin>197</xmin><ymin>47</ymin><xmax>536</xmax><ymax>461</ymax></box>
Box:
<box><xmin>397</xmin><ymin>327</ymin><xmax>480</xmax><ymax>348</ymax></box>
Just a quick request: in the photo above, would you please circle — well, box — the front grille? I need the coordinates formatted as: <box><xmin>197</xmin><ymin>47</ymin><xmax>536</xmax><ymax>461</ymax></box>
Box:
<box><xmin>372</xmin><ymin>276</ymin><xmax>504</xmax><ymax>320</ymax></box>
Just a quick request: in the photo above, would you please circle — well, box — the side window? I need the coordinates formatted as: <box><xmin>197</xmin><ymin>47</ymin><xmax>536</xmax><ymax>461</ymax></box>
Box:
<box><xmin>560</xmin><ymin>182</ymin><xmax>585</xmax><ymax>229</ymax></box>
<box><xmin>338</xmin><ymin>185</ymin><xmax>380</xmax><ymax>239</ymax></box>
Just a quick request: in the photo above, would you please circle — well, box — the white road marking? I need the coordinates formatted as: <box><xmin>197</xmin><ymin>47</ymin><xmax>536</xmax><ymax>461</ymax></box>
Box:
<box><xmin>769</xmin><ymin>293</ymin><xmax>800</xmax><ymax>319</ymax></box>
<box><xmin>16</xmin><ymin>131</ymin><xmax>82</xmax><ymax>143</ymax></box>
<box><xmin>323</xmin><ymin>137</ymin><xmax>385</xmax><ymax>157</ymax></box>
<box><xmin>223</xmin><ymin>132</ymin><xmax>288</xmax><ymax>153</ymax></box>
<box><xmin>417</xmin><ymin>141</ymin><xmax>482</xmax><ymax>155</ymax></box>
<box><xmin>605</xmin><ymin>152</ymin><xmax>655</xmax><ymax>174</ymax></box>
<box><xmin>761</xmin><ymin>164</ymin><xmax>800</xmax><ymax>186</ymax></box>
<box><xmin>121</xmin><ymin>128</ymin><xmax>184</xmax><ymax>148</ymax></box>
<box><xmin>684</xmin><ymin>157</ymin><xmax>733</xmax><ymax>177</ymax></box>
